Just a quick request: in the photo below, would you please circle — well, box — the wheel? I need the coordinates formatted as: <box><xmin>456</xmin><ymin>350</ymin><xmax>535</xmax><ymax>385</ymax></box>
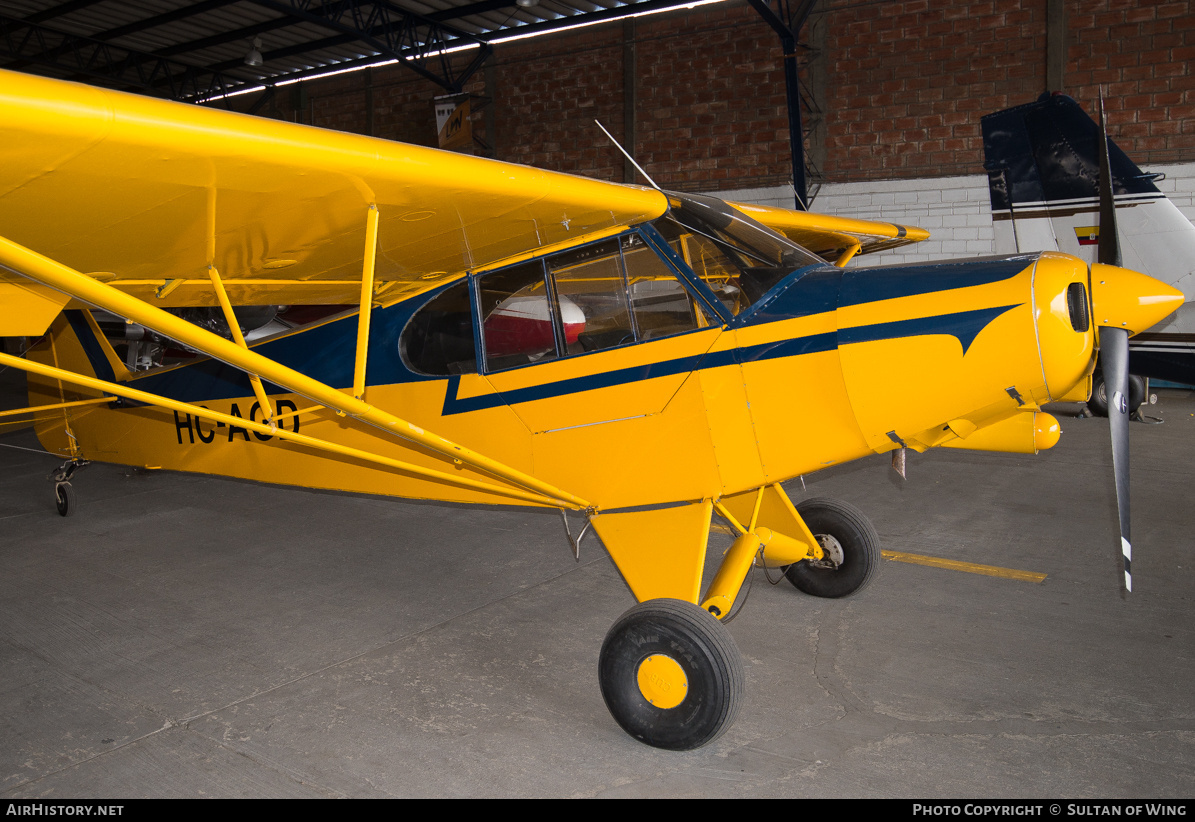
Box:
<box><xmin>54</xmin><ymin>482</ymin><xmax>76</xmax><ymax>517</ymax></box>
<box><xmin>784</xmin><ymin>497</ymin><xmax>880</xmax><ymax>598</ymax></box>
<box><xmin>1089</xmin><ymin>371</ymin><xmax>1145</xmax><ymax>416</ymax></box>
<box><xmin>1128</xmin><ymin>374</ymin><xmax>1146</xmax><ymax>412</ymax></box>
<box><xmin>598</xmin><ymin>598</ymin><xmax>743</xmax><ymax>750</ymax></box>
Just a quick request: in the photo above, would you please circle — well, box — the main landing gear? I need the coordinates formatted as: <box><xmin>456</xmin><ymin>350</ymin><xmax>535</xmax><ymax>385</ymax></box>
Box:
<box><xmin>599</xmin><ymin>598</ymin><xmax>743</xmax><ymax>751</ymax></box>
<box><xmin>49</xmin><ymin>459</ymin><xmax>88</xmax><ymax>517</ymax></box>
<box><xmin>596</xmin><ymin>494</ymin><xmax>880</xmax><ymax>750</ymax></box>
<box><xmin>1088</xmin><ymin>371</ymin><xmax>1146</xmax><ymax>417</ymax></box>
<box><xmin>783</xmin><ymin>497</ymin><xmax>881</xmax><ymax>598</ymax></box>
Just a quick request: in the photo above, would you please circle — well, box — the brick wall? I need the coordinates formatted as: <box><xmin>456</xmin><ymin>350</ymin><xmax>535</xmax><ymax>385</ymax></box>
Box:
<box><xmin>489</xmin><ymin>24</ymin><xmax>627</xmax><ymax>180</ymax></box>
<box><xmin>820</xmin><ymin>0</ymin><xmax>1051</xmax><ymax>180</ymax></box>
<box><xmin>632</xmin><ymin>6</ymin><xmax>791</xmax><ymax>191</ymax></box>
<box><xmin>249</xmin><ymin>3</ymin><xmax>793</xmax><ymax>190</ymax></box>
<box><xmin>1067</xmin><ymin>0</ymin><xmax>1195</xmax><ymax>165</ymax></box>
<box><xmin>246</xmin><ymin>0</ymin><xmax>1195</xmax><ymax>189</ymax></box>
<box><xmin>820</xmin><ymin>0</ymin><xmax>1195</xmax><ymax>180</ymax></box>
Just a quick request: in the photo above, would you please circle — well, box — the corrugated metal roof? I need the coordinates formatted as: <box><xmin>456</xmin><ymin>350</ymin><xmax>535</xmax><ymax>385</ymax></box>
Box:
<box><xmin>0</xmin><ymin>0</ymin><xmax>698</xmax><ymax>100</ymax></box>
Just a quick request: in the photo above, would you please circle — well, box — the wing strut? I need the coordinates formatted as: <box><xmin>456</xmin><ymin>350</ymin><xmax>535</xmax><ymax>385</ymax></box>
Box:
<box><xmin>354</xmin><ymin>204</ymin><xmax>380</xmax><ymax>400</ymax></box>
<box><xmin>0</xmin><ymin>233</ymin><xmax>591</xmax><ymax>512</ymax></box>
<box><xmin>208</xmin><ymin>264</ymin><xmax>275</xmax><ymax>423</ymax></box>
<box><xmin>0</xmin><ymin>351</ymin><xmax>574</xmax><ymax>509</ymax></box>
<box><xmin>0</xmin><ymin>396</ymin><xmax>116</xmax><ymax>431</ymax></box>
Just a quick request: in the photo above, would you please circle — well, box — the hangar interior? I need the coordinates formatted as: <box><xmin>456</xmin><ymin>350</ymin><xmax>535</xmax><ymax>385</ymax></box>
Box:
<box><xmin>1</xmin><ymin>0</ymin><xmax>1193</xmax><ymax>799</ymax></box>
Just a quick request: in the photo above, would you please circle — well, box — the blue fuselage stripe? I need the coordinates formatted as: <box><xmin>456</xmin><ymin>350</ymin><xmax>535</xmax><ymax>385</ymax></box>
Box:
<box><xmin>441</xmin><ymin>304</ymin><xmax>1021</xmax><ymax>416</ymax></box>
<box><xmin>838</xmin><ymin>304</ymin><xmax>1020</xmax><ymax>354</ymax></box>
<box><xmin>60</xmin><ymin>254</ymin><xmax>1034</xmax><ymax>416</ymax></box>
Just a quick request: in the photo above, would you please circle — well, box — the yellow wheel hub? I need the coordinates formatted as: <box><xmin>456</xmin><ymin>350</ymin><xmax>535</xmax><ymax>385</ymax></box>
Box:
<box><xmin>636</xmin><ymin>654</ymin><xmax>688</xmax><ymax>709</ymax></box>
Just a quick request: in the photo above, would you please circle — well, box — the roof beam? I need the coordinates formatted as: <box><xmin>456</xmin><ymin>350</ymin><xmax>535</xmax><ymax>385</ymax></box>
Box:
<box><xmin>242</xmin><ymin>0</ymin><xmax>493</xmax><ymax>91</ymax></box>
<box><xmin>151</xmin><ymin>0</ymin><xmax>353</xmax><ymax>59</ymax></box>
<box><xmin>93</xmin><ymin>0</ymin><xmax>244</xmax><ymax>43</ymax></box>
<box><xmin>2</xmin><ymin>0</ymin><xmax>242</xmax><ymax>73</ymax></box>
<box><xmin>0</xmin><ymin>14</ymin><xmax>253</xmax><ymax>101</ymax></box>
<box><xmin>746</xmin><ymin>0</ymin><xmax>818</xmax><ymax>210</ymax></box>
<box><xmin>23</xmin><ymin>0</ymin><xmax>98</xmax><ymax>25</ymax></box>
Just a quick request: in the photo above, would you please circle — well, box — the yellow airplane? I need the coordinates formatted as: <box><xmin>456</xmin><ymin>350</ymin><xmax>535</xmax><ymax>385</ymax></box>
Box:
<box><xmin>0</xmin><ymin>69</ymin><xmax>1182</xmax><ymax>750</ymax></box>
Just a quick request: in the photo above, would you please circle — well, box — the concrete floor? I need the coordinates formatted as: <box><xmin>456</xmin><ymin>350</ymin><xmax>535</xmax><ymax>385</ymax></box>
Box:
<box><xmin>1</xmin><ymin>370</ymin><xmax>1192</xmax><ymax>798</ymax></box>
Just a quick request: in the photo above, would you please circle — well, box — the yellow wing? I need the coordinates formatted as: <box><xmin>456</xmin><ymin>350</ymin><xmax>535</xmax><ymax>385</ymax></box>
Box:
<box><xmin>729</xmin><ymin>201</ymin><xmax>930</xmax><ymax>261</ymax></box>
<box><xmin>0</xmin><ymin>69</ymin><xmax>667</xmax><ymax>315</ymax></box>
<box><xmin>0</xmin><ymin>69</ymin><xmax>928</xmax><ymax>333</ymax></box>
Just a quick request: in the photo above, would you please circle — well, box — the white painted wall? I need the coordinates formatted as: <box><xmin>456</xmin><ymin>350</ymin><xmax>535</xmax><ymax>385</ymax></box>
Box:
<box><xmin>713</xmin><ymin>161</ymin><xmax>1195</xmax><ymax>265</ymax></box>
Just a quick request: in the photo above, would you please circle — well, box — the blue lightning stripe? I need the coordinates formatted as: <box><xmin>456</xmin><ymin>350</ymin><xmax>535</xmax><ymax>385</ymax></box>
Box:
<box><xmin>443</xmin><ymin>354</ymin><xmax>709</xmax><ymax>415</ymax></box>
<box><xmin>62</xmin><ymin>300</ymin><xmax>1024</xmax><ymax>418</ymax></box>
<box><xmin>440</xmin><ymin>304</ymin><xmax>1021</xmax><ymax>416</ymax></box>
<box><xmin>838</xmin><ymin>304</ymin><xmax>1021</xmax><ymax>354</ymax></box>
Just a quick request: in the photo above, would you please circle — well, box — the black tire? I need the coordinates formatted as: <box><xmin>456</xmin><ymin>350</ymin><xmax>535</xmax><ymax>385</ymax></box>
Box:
<box><xmin>784</xmin><ymin>497</ymin><xmax>880</xmax><ymax>598</ymax></box>
<box><xmin>1089</xmin><ymin>371</ymin><xmax>1145</xmax><ymax>416</ymax></box>
<box><xmin>55</xmin><ymin>482</ymin><xmax>76</xmax><ymax>518</ymax></box>
<box><xmin>598</xmin><ymin>598</ymin><xmax>743</xmax><ymax>750</ymax></box>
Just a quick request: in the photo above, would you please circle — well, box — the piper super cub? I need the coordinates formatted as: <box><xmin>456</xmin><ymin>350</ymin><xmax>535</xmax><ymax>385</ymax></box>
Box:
<box><xmin>0</xmin><ymin>70</ymin><xmax>1182</xmax><ymax>749</ymax></box>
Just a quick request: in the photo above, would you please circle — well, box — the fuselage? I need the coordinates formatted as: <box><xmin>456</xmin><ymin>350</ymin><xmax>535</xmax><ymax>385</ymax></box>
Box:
<box><xmin>29</xmin><ymin>218</ymin><xmax>1101</xmax><ymax>512</ymax></box>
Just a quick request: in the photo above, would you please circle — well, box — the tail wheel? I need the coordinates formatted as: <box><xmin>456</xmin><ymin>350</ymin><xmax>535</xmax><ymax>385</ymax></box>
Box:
<box><xmin>784</xmin><ymin>497</ymin><xmax>880</xmax><ymax>598</ymax></box>
<box><xmin>598</xmin><ymin>598</ymin><xmax>743</xmax><ymax>750</ymax></box>
<box><xmin>54</xmin><ymin>482</ymin><xmax>76</xmax><ymax>518</ymax></box>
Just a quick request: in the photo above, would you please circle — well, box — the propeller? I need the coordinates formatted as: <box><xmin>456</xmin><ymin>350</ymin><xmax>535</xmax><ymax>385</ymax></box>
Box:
<box><xmin>1096</xmin><ymin>94</ymin><xmax>1122</xmax><ymax>269</ymax></box>
<box><xmin>1095</xmin><ymin>91</ymin><xmax>1132</xmax><ymax>591</ymax></box>
<box><xmin>1088</xmin><ymin>93</ymin><xmax>1184</xmax><ymax>592</ymax></box>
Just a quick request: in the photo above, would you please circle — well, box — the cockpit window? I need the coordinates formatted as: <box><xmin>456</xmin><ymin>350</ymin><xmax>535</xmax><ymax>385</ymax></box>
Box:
<box><xmin>470</xmin><ymin>234</ymin><xmax>714</xmax><ymax>373</ymax></box>
<box><xmin>401</xmin><ymin>280</ymin><xmax>477</xmax><ymax>375</ymax></box>
<box><xmin>477</xmin><ymin>260</ymin><xmax>562</xmax><ymax>371</ymax></box>
<box><xmin>622</xmin><ymin>233</ymin><xmax>712</xmax><ymax>337</ymax></box>
<box><xmin>405</xmin><ymin>231</ymin><xmax>721</xmax><ymax>377</ymax></box>
<box><xmin>548</xmin><ymin>238</ymin><xmax>636</xmax><ymax>354</ymax></box>
<box><xmin>658</xmin><ymin>192</ymin><xmax>823</xmax><ymax>314</ymax></box>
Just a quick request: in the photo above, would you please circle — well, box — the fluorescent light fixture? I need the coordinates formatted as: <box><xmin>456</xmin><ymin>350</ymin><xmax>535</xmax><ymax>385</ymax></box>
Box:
<box><xmin>201</xmin><ymin>0</ymin><xmax>730</xmax><ymax>104</ymax></box>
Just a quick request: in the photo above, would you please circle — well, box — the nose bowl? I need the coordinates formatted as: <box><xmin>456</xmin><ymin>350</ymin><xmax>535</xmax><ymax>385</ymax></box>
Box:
<box><xmin>1090</xmin><ymin>263</ymin><xmax>1185</xmax><ymax>334</ymax></box>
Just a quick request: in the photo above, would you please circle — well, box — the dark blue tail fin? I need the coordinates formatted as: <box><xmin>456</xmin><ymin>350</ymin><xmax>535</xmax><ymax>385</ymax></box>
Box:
<box><xmin>981</xmin><ymin>93</ymin><xmax>1162</xmax><ymax>213</ymax></box>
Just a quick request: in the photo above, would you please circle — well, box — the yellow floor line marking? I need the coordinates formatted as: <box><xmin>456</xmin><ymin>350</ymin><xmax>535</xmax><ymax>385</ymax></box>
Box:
<box><xmin>882</xmin><ymin>550</ymin><xmax>1047</xmax><ymax>583</ymax></box>
<box><xmin>711</xmin><ymin>522</ymin><xmax>1046</xmax><ymax>583</ymax></box>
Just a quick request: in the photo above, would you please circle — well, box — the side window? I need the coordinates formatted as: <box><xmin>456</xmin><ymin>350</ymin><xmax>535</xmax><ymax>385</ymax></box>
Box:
<box><xmin>474</xmin><ymin>234</ymin><xmax>713</xmax><ymax>373</ymax></box>
<box><xmin>401</xmin><ymin>280</ymin><xmax>477</xmax><ymax>375</ymax></box>
<box><xmin>671</xmin><ymin>232</ymin><xmax>748</xmax><ymax>317</ymax></box>
<box><xmin>653</xmin><ymin>218</ymin><xmax>747</xmax><ymax>316</ymax></box>
<box><xmin>622</xmin><ymin>234</ymin><xmax>711</xmax><ymax>337</ymax></box>
<box><xmin>548</xmin><ymin>239</ymin><xmax>635</xmax><ymax>354</ymax></box>
<box><xmin>477</xmin><ymin>260</ymin><xmax>561</xmax><ymax>371</ymax></box>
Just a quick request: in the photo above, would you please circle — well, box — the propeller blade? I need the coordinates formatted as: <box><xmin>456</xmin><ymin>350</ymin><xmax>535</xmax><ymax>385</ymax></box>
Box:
<box><xmin>1096</xmin><ymin>92</ymin><xmax>1122</xmax><ymax>267</ymax></box>
<box><xmin>1100</xmin><ymin>325</ymin><xmax>1132</xmax><ymax>591</ymax></box>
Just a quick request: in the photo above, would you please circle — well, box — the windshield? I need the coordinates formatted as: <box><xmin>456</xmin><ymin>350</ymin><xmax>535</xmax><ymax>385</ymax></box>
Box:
<box><xmin>660</xmin><ymin>192</ymin><xmax>823</xmax><ymax>314</ymax></box>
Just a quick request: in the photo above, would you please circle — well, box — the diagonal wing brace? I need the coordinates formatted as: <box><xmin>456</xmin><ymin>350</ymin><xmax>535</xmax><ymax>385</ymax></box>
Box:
<box><xmin>0</xmin><ymin>233</ymin><xmax>591</xmax><ymax>512</ymax></box>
